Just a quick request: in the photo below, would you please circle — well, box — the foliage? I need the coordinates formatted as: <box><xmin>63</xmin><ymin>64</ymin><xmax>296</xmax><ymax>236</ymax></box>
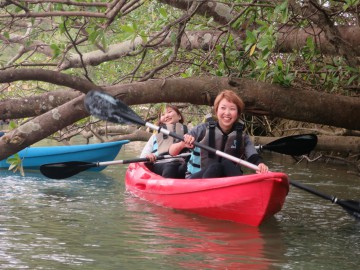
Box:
<box><xmin>1</xmin><ymin>1</ymin><xmax>358</xmax><ymax>90</ymax></box>
<box><xmin>6</xmin><ymin>154</ymin><xmax>25</xmax><ymax>177</ymax></box>
<box><xmin>4</xmin><ymin>121</ymin><xmax>24</xmax><ymax>176</ymax></box>
<box><xmin>0</xmin><ymin>0</ymin><xmax>359</xmax><ymax>140</ymax></box>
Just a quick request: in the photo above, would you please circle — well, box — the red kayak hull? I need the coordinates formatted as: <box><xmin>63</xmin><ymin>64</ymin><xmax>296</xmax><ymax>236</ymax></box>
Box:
<box><xmin>125</xmin><ymin>163</ymin><xmax>289</xmax><ymax>226</ymax></box>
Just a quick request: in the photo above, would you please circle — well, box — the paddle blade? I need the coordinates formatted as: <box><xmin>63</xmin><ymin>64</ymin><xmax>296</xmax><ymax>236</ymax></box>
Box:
<box><xmin>84</xmin><ymin>90</ymin><xmax>145</xmax><ymax>126</ymax></box>
<box><xmin>262</xmin><ymin>134</ymin><xmax>317</xmax><ymax>156</ymax></box>
<box><xmin>338</xmin><ymin>199</ymin><xmax>360</xmax><ymax>220</ymax></box>
<box><xmin>40</xmin><ymin>161</ymin><xmax>97</xmax><ymax>179</ymax></box>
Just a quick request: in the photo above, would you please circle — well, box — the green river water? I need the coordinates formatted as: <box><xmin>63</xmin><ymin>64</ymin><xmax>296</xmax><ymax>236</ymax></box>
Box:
<box><xmin>1</xmin><ymin>141</ymin><xmax>359</xmax><ymax>269</ymax></box>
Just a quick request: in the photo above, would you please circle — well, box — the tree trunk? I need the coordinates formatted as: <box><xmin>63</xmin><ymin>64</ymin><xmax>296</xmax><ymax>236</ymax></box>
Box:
<box><xmin>0</xmin><ymin>95</ymin><xmax>88</xmax><ymax>160</ymax></box>
<box><xmin>106</xmin><ymin>77</ymin><xmax>359</xmax><ymax>130</ymax></box>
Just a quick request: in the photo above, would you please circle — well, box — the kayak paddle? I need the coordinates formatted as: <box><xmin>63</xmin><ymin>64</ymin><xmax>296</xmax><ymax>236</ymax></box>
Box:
<box><xmin>255</xmin><ymin>134</ymin><xmax>318</xmax><ymax>156</ymax></box>
<box><xmin>84</xmin><ymin>90</ymin><xmax>360</xmax><ymax>220</ymax></box>
<box><xmin>40</xmin><ymin>153</ymin><xmax>190</xmax><ymax>180</ymax></box>
<box><xmin>290</xmin><ymin>180</ymin><xmax>360</xmax><ymax>220</ymax></box>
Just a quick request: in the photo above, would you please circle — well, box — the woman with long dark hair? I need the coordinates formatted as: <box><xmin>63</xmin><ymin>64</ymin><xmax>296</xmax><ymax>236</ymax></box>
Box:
<box><xmin>140</xmin><ymin>104</ymin><xmax>188</xmax><ymax>178</ymax></box>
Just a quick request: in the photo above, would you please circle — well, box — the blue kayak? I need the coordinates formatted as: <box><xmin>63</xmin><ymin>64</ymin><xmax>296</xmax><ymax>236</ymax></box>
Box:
<box><xmin>0</xmin><ymin>140</ymin><xmax>129</xmax><ymax>171</ymax></box>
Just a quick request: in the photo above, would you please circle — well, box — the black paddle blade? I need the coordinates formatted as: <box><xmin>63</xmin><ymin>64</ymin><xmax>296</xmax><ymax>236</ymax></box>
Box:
<box><xmin>263</xmin><ymin>134</ymin><xmax>317</xmax><ymax>156</ymax></box>
<box><xmin>338</xmin><ymin>199</ymin><xmax>360</xmax><ymax>220</ymax></box>
<box><xmin>40</xmin><ymin>161</ymin><xmax>97</xmax><ymax>179</ymax></box>
<box><xmin>84</xmin><ymin>90</ymin><xmax>145</xmax><ymax>126</ymax></box>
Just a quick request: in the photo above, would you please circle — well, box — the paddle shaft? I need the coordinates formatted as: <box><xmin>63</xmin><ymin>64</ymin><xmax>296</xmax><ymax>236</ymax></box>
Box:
<box><xmin>40</xmin><ymin>153</ymin><xmax>191</xmax><ymax>179</ymax></box>
<box><xmin>289</xmin><ymin>180</ymin><xmax>336</xmax><ymax>201</ymax></box>
<box><xmin>289</xmin><ymin>180</ymin><xmax>360</xmax><ymax>214</ymax></box>
<box><xmin>94</xmin><ymin>153</ymin><xmax>189</xmax><ymax>167</ymax></box>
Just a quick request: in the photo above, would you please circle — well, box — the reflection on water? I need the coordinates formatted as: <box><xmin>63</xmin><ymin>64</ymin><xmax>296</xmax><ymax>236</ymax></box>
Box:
<box><xmin>123</xmin><ymin>193</ymin><xmax>287</xmax><ymax>270</ymax></box>
<box><xmin>1</xmin><ymin>143</ymin><xmax>360</xmax><ymax>270</ymax></box>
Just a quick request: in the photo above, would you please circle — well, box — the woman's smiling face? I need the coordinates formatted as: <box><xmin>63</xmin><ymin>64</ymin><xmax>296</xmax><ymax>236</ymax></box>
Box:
<box><xmin>216</xmin><ymin>98</ymin><xmax>238</xmax><ymax>133</ymax></box>
<box><xmin>160</xmin><ymin>107</ymin><xmax>182</xmax><ymax>124</ymax></box>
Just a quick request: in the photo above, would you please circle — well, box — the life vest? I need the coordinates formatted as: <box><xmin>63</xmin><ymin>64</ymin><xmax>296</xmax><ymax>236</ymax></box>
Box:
<box><xmin>152</xmin><ymin>123</ymin><xmax>188</xmax><ymax>156</ymax></box>
<box><xmin>187</xmin><ymin>121</ymin><xmax>244</xmax><ymax>174</ymax></box>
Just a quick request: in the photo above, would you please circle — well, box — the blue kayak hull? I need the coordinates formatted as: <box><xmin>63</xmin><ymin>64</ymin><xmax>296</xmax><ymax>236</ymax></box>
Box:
<box><xmin>0</xmin><ymin>140</ymin><xmax>129</xmax><ymax>171</ymax></box>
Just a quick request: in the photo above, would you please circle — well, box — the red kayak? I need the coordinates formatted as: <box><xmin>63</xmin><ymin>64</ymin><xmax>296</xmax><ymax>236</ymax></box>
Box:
<box><xmin>125</xmin><ymin>162</ymin><xmax>289</xmax><ymax>226</ymax></box>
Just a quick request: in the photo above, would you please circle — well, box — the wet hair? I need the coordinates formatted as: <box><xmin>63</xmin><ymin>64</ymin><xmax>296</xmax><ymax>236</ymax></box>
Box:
<box><xmin>213</xmin><ymin>90</ymin><xmax>245</xmax><ymax>119</ymax></box>
<box><xmin>157</xmin><ymin>104</ymin><xmax>185</xmax><ymax>125</ymax></box>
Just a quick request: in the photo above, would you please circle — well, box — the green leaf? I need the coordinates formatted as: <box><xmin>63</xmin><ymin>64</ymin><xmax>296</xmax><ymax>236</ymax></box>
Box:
<box><xmin>255</xmin><ymin>59</ymin><xmax>267</xmax><ymax>69</ymax></box>
<box><xmin>262</xmin><ymin>48</ymin><xmax>271</xmax><ymax>59</ymax></box>
<box><xmin>132</xmin><ymin>22</ymin><xmax>138</xmax><ymax>31</ymax></box>
<box><xmin>159</xmin><ymin>7</ymin><xmax>167</xmax><ymax>18</ymax></box>
<box><xmin>245</xmin><ymin>30</ymin><xmax>257</xmax><ymax>44</ymax></box>
<box><xmin>50</xmin><ymin>44</ymin><xmax>61</xmax><ymax>59</ymax></box>
<box><xmin>8</xmin><ymin>121</ymin><xmax>17</xmax><ymax>130</ymax></box>
<box><xmin>306</xmin><ymin>37</ymin><xmax>315</xmax><ymax>50</ymax></box>
<box><xmin>170</xmin><ymin>32</ymin><xmax>177</xmax><ymax>44</ymax></box>
<box><xmin>59</xmin><ymin>22</ymin><xmax>66</xmax><ymax>34</ymax></box>
<box><xmin>346</xmin><ymin>75</ymin><xmax>356</xmax><ymax>85</ymax></box>
<box><xmin>88</xmin><ymin>29</ymin><xmax>100</xmax><ymax>43</ymax></box>
<box><xmin>274</xmin><ymin>1</ymin><xmax>289</xmax><ymax>23</ymax></box>
<box><xmin>343</xmin><ymin>0</ymin><xmax>360</xmax><ymax>11</ymax></box>
<box><xmin>121</xmin><ymin>25</ymin><xmax>135</xmax><ymax>33</ymax></box>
